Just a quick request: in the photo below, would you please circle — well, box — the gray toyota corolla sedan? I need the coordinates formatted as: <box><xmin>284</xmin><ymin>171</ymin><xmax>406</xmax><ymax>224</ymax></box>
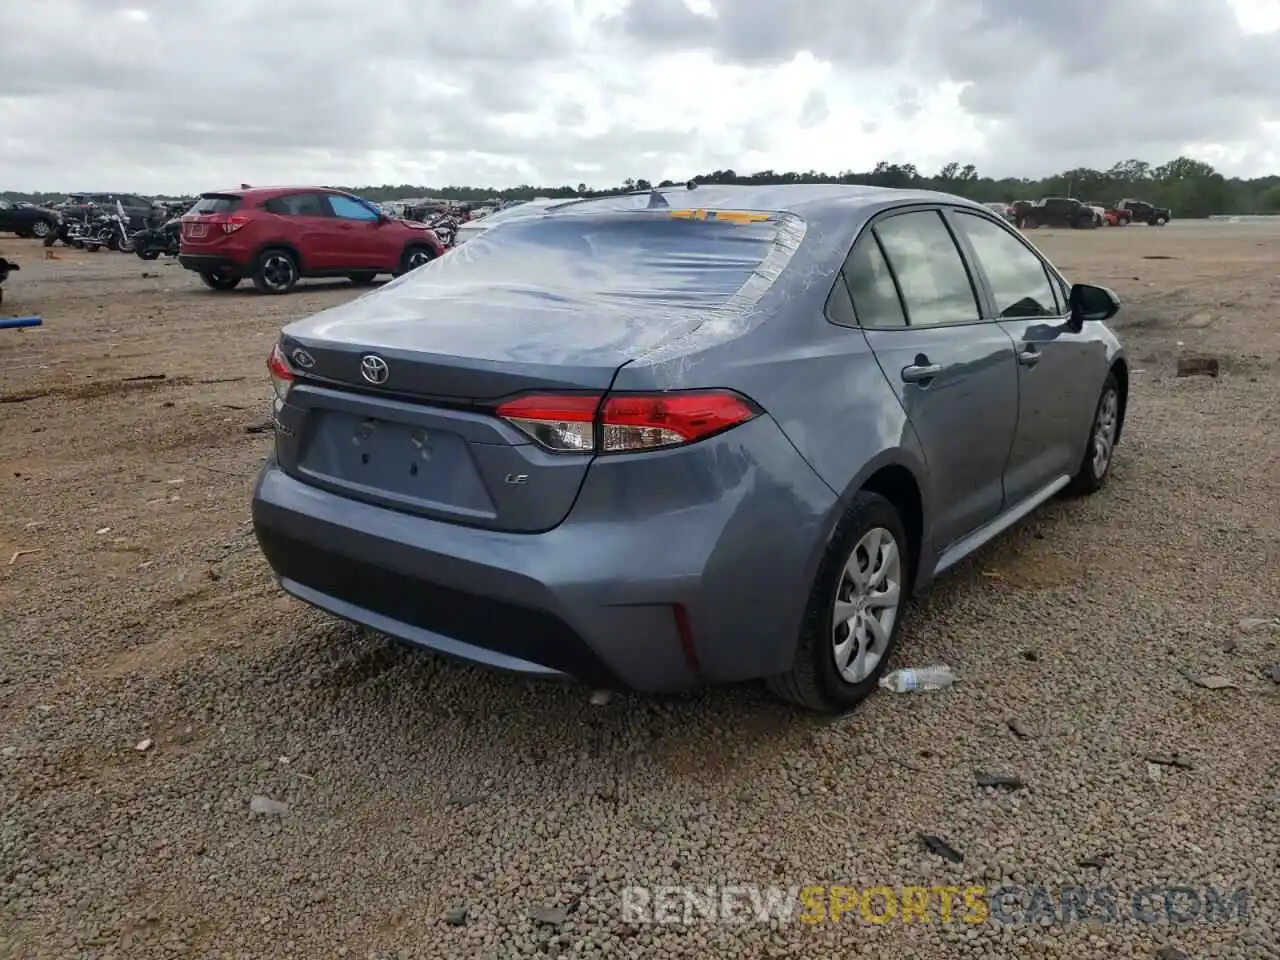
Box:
<box><xmin>251</xmin><ymin>183</ymin><xmax>1126</xmax><ymax>712</ymax></box>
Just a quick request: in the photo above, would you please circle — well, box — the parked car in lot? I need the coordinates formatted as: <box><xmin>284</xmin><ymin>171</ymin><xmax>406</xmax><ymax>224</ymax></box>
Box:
<box><xmin>1115</xmin><ymin>199</ymin><xmax>1171</xmax><ymax>226</ymax></box>
<box><xmin>981</xmin><ymin>201</ymin><xmax>1015</xmax><ymax>222</ymax></box>
<box><xmin>251</xmin><ymin>184</ymin><xmax>1127</xmax><ymax>712</ymax></box>
<box><xmin>52</xmin><ymin>192</ymin><xmax>162</xmax><ymax>230</ymax></box>
<box><xmin>451</xmin><ymin>196</ymin><xmax>567</xmax><ymax>246</ymax></box>
<box><xmin>0</xmin><ymin>200</ymin><xmax>60</xmax><ymax>239</ymax></box>
<box><xmin>178</xmin><ymin>186</ymin><xmax>446</xmax><ymax>294</ymax></box>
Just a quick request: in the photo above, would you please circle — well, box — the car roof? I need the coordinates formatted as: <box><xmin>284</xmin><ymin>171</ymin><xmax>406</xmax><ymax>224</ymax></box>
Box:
<box><xmin>205</xmin><ymin>185</ymin><xmax>351</xmax><ymax>200</ymax></box>
<box><xmin>545</xmin><ymin>183</ymin><xmax>980</xmax><ymax>220</ymax></box>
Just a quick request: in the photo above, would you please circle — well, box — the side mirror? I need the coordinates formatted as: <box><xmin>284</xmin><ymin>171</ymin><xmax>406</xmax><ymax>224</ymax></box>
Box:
<box><xmin>376</xmin><ymin>212</ymin><xmax>389</xmax><ymax>225</ymax></box>
<box><xmin>1068</xmin><ymin>283</ymin><xmax>1120</xmax><ymax>328</ymax></box>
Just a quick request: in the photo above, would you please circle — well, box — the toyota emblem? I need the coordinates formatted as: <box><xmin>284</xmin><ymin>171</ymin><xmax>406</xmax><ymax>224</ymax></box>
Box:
<box><xmin>359</xmin><ymin>354</ymin><xmax>390</xmax><ymax>385</ymax></box>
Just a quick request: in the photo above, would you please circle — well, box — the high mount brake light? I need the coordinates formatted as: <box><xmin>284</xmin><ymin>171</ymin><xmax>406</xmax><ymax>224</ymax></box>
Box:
<box><xmin>495</xmin><ymin>390</ymin><xmax>760</xmax><ymax>454</ymax></box>
<box><xmin>266</xmin><ymin>343</ymin><xmax>294</xmax><ymax>401</ymax></box>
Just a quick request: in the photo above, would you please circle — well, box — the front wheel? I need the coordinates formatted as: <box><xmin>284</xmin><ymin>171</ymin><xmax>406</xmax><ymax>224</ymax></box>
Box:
<box><xmin>1066</xmin><ymin>371</ymin><xmax>1120</xmax><ymax>496</ymax></box>
<box><xmin>767</xmin><ymin>491</ymin><xmax>910</xmax><ymax>712</ymax></box>
<box><xmin>1154</xmin><ymin>216</ymin><xmax>1168</xmax><ymax>226</ymax></box>
<box><xmin>200</xmin><ymin>269</ymin><xmax>241</xmax><ymax>291</ymax></box>
<box><xmin>397</xmin><ymin>245</ymin><xmax>435</xmax><ymax>275</ymax></box>
<box><xmin>31</xmin><ymin>220</ymin><xmax>52</xmax><ymax>239</ymax></box>
<box><xmin>252</xmin><ymin>249</ymin><xmax>299</xmax><ymax>294</ymax></box>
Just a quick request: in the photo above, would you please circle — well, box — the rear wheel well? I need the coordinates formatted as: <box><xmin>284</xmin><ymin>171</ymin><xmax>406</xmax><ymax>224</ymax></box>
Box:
<box><xmin>253</xmin><ymin>242</ymin><xmax>302</xmax><ymax>271</ymax></box>
<box><xmin>861</xmin><ymin>465</ymin><xmax>923</xmax><ymax>593</ymax></box>
<box><xmin>1111</xmin><ymin>358</ymin><xmax>1129</xmax><ymax>443</ymax></box>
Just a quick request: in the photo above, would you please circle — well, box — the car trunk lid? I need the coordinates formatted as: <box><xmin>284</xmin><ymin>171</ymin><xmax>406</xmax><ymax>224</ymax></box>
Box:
<box><xmin>272</xmin><ymin>207</ymin><xmax>798</xmax><ymax>532</ymax></box>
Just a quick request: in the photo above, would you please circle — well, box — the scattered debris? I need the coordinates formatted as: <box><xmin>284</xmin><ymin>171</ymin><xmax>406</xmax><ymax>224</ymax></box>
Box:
<box><xmin>1</xmin><ymin>746</ymin><xmax>17</xmax><ymax>758</ymax></box>
<box><xmin>1175</xmin><ymin>357</ymin><xmax>1219</xmax><ymax>378</ymax></box>
<box><xmin>1007</xmin><ymin>718</ymin><xmax>1036</xmax><ymax>740</ymax></box>
<box><xmin>249</xmin><ymin>795</ymin><xmax>290</xmax><ymax>816</ymax></box>
<box><xmin>589</xmin><ymin>689</ymin><xmax>613</xmax><ymax>706</ymax></box>
<box><xmin>1077</xmin><ymin>853</ymin><xmax>1110</xmax><ymax>869</ymax></box>
<box><xmin>1182</xmin><ymin>670</ymin><xmax>1238</xmax><ymax>690</ymax></box>
<box><xmin>1155</xmin><ymin>947</ymin><xmax>1188</xmax><ymax>960</ymax></box>
<box><xmin>974</xmin><ymin>772</ymin><xmax>1026</xmax><ymax>791</ymax></box>
<box><xmin>7</xmin><ymin>549</ymin><xmax>39</xmax><ymax>566</ymax></box>
<box><xmin>1144</xmin><ymin>754</ymin><xmax>1194</xmax><ymax>770</ymax></box>
<box><xmin>1146</xmin><ymin>763</ymin><xmax>1165</xmax><ymax>782</ymax></box>
<box><xmin>443</xmin><ymin>907</ymin><xmax>468</xmax><ymax>927</ymax></box>
<box><xmin>530</xmin><ymin>905</ymin><xmax>568</xmax><ymax>927</ymax></box>
<box><xmin>244</xmin><ymin>422</ymin><xmax>272</xmax><ymax>435</ymax></box>
<box><xmin>919</xmin><ymin>834</ymin><xmax>964</xmax><ymax>863</ymax></box>
<box><xmin>1262</xmin><ymin>664</ymin><xmax>1280</xmax><ymax>683</ymax></box>
<box><xmin>135</xmin><ymin>738</ymin><xmax>153</xmax><ymax>752</ymax></box>
<box><xmin>445</xmin><ymin>793</ymin><xmax>487</xmax><ymax>809</ymax></box>
<box><xmin>1020</xmin><ymin>650</ymin><xmax>1039</xmax><ymax>662</ymax></box>
<box><xmin>1221</xmin><ymin>637</ymin><xmax>1239</xmax><ymax>653</ymax></box>
<box><xmin>122</xmin><ymin>373</ymin><xmax>166</xmax><ymax>382</ymax></box>
<box><xmin>95</xmin><ymin>527</ymin><xmax>112</xmax><ymax>535</ymax></box>
<box><xmin>879</xmin><ymin>665</ymin><xmax>956</xmax><ymax>692</ymax></box>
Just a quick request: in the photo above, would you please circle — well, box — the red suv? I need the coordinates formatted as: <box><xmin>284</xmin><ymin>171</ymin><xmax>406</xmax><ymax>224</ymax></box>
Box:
<box><xmin>178</xmin><ymin>186</ymin><xmax>444</xmax><ymax>294</ymax></box>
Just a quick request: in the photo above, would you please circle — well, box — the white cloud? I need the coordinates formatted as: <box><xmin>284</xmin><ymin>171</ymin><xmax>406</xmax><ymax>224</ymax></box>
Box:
<box><xmin>0</xmin><ymin>0</ymin><xmax>1277</xmax><ymax>195</ymax></box>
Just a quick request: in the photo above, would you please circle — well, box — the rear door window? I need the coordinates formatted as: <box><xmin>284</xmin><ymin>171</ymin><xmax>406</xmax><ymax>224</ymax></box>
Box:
<box><xmin>839</xmin><ymin>234</ymin><xmax>907</xmax><ymax>328</ymax></box>
<box><xmin>265</xmin><ymin>193</ymin><xmax>331</xmax><ymax>217</ymax></box>
<box><xmin>872</xmin><ymin>211</ymin><xmax>980</xmax><ymax>326</ymax></box>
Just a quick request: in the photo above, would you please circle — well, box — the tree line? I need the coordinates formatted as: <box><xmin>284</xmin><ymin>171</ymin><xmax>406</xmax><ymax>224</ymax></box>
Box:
<box><xmin>6</xmin><ymin>156</ymin><xmax>1280</xmax><ymax>216</ymax></box>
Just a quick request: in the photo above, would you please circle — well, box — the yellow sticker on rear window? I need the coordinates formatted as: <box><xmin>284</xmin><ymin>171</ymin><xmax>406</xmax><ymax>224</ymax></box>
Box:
<box><xmin>669</xmin><ymin>209</ymin><xmax>772</xmax><ymax>224</ymax></box>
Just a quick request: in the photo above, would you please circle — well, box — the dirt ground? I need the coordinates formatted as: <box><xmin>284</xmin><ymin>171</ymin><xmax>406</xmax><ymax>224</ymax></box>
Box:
<box><xmin>1</xmin><ymin>225</ymin><xmax>1278</xmax><ymax>960</ymax></box>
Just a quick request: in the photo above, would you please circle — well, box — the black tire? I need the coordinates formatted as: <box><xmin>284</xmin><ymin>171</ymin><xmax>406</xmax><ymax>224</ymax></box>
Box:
<box><xmin>766</xmin><ymin>491</ymin><xmax>911</xmax><ymax>713</ymax></box>
<box><xmin>348</xmin><ymin>272</ymin><xmax>378</xmax><ymax>285</ymax></box>
<box><xmin>1023</xmin><ymin>216</ymin><xmax>1038</xmax><ymax>229</ymax></box>
<box><xmin>1065</xmin><ymin>370</ymin><xmax>1121</xmax><ymax>496</ymax></box>
<box><xmin>1154</xmin><ymin>216</ymin><xmax>1168</xmax><ymax>227</ymax></box>
<box><xmin>200</xmin><ymin>269</ymin><xmax>241</xmax><ymax>291</ymax></box>
<box><xmin>252</xmin><ymin>248</ymin><xmax>299</xmax><ymax>294</ymax></box>
<box><xmin>106</xmin><ymin>234</ymin><xmax>120</xmax><ymax>251</ymax></box>
<box><xmin>397</xmin><ymin>245</ymin><xmax>435</xmax><ymax>276</ymax></box>
<box><xmin>136</xmin><ymin>248</ymin><xmax>160</xmax><ymax>261</ymax></box>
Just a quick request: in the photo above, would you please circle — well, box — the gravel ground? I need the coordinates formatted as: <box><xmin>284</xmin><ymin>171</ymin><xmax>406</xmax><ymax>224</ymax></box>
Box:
<box><xmin>1</xmin><ymin>225</ymin><xmax>1278</xmax><ymax>960</ymax></box>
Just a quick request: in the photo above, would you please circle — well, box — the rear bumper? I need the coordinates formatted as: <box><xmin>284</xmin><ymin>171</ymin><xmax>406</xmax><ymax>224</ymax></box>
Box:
<box><xmin>179</xmin><ymin>254</ymin><xmax>244</xmax><ymax>274</ymax></box>
<box><xmin>251</xmin><ymin>415</ymin><xmax>838</xmax><ymax>693</ymax></box>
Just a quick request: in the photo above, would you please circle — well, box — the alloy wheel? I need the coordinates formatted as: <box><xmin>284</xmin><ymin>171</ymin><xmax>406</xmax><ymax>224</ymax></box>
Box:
<box><xmin>31</xmin><ymin>221</ymin><xmax>51</xmax><ymax>238</ymax></box>
<box><xmin>1092</xmin><ymin>388</ymin><xmax>1119</xmax><ymax>477</ymax></box>
<box><xmin>262</xmin><ymin>254</ymin><xmax>296</xmax><ymax>291</ymax></box>
<box><xmin>831</xmin><ymin>527</ymin><xmax>903</xmax><ymax>683</ymax></box>
<box><xmin>407</xmin><ymin>249</ymin><xmax>432</xmax><ymax>270</ymax></box>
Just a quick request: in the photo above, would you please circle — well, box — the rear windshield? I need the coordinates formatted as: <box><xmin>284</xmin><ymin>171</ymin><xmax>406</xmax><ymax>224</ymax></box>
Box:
<box><xmin>464</xmin><ymin>210</ymin><xmax>799</xmax><ymax>310</ymax></box>
<box><xmin>191</xmin><ymin>195</ymin><xmax>242</xmax><ymax>215</ymax></box>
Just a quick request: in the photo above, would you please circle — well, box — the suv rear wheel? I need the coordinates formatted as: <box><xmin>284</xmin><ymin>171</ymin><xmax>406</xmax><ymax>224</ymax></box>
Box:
<box><xmin>253</xmin><ymin>249</ymin><xmax>299</xmax><ymax>294</ymax></box>
<box><xmin>767</xmin><ymin>491</ymin><xmax>910</xmax><ymax>712</ymax></box>
<box><xmin>200</xmin><ymin>269</ymin><xmax>241</xmax><ymax>291</ymax></box>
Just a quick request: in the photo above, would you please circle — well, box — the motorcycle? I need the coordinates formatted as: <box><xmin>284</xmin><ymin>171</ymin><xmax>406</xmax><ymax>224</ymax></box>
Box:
<box><xmin>133</xmin><ymin>213</ymin><xmax>182</xmax><ymax>260</ymax></box>
<box><xmin>77</xmin><ymin>206</ymin><xmax>134</xmax><ymax>253</ymax></box>
<box><xmin>43</xmin><ymin>206</ymin><xmax>95</xmax><ymax>248</ymax></box>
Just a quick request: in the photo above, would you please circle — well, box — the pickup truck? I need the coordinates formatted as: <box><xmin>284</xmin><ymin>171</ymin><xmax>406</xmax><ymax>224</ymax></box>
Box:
<box><xmin>1115</xmin><ymin>199</ymin><xmax>1171</xmax><ymax>226</ymax></box>
<box><xmin>1013</xmin><ymin>197</ymin><xmax>1097</xmax><ymax>229</ymax></box>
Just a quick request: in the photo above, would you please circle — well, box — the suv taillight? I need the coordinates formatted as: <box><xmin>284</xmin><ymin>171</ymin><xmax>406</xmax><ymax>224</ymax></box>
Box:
<box><xmin>495</xmin><ymin>390</ymin><xmax>761</xmax><ymax>454</ymax></box>
<box><xmin>209</xmin><ymin>214</ymin><xmax>249</xmax><ymax>234</ymax></box>
<box><xmin>266</xmin><ymin>344</ymin><xmax>294</xmax><ymax>401</ymax></box>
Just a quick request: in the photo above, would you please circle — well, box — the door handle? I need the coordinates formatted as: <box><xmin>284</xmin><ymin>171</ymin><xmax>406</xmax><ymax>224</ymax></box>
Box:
<box><xmin>901</xmin><ymin>362</ymin><xmax>943</xmax><ymax>383</ymax></box>
<box><xmin>1017</xmin><ymin>347</ymin><xmax>1041</xmax><ymax>367</ymax></box>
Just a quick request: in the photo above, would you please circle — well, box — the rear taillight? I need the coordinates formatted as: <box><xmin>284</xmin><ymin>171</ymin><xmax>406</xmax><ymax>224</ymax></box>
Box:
<box><xmin>209</xmin><ymin>213</ymin><xmax>249</xmax><ymax>234</ymax></box>
<box><xmin>266</xmin><ymin>344</ymin><xmax>294</xmax><ymax>401</ymax></box>
<box><xmin>495</xmin><ymin>390</ymin><xmax>760</xmax><ymax>454</ymax></box>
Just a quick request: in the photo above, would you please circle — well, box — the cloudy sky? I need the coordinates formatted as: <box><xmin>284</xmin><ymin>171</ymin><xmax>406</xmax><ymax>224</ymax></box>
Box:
<box><xmin>3</xmin><ymin>0</ymin><xmax>1280</xmax><ymax>194</ymax></box>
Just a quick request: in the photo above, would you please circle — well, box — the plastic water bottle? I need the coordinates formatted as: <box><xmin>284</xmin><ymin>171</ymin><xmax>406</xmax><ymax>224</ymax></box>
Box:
<box><xmin>878</xmin><ymin>665</ymin><xmax>956</xmax><ymax>693</ymax></box>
